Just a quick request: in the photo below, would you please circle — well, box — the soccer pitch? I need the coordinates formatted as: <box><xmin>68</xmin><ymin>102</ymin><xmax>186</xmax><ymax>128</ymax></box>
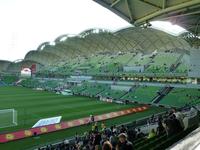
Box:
<box><xmin>0</xmin><ymin>86</ymin><xmax>166</xmax><ymax>150</ymax></box>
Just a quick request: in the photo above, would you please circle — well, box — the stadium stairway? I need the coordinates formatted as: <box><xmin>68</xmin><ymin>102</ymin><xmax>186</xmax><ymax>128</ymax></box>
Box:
<box><xmin>169</xmin><ymin>53</ymin><xmax>184</xmax><ymax>72</ymax></box>
<box><xmin>118</xmin><ymin>91</ymin><xmax>130</xmax><ymax>99</ymax></box>
<box><xmin>124</xmin><ymin>53</ymin><xmax>137</xmax><ymax>65</ymax></box>
<box><xmin>95</xmin><ymin>88</ymin><xmax>107</xmax><ymax>97</ymax></box>
<box><xmin>15</xmin><ymin>79</ymin><xmax>24</xmax><ymax>85</ymax></box>
<box><xmin>143</xmin><ymin>59</ymin><xmax>153</xmax><ymax>71</ymax></box>
<box><xmin>120</xmin><ymin>84</ymin><xmax>139</xmax><ymax>100</ymax></box>
<box><xmin>152</xmin><ymin>86</ymin><xmax>174</xmax><ymax>104</ymax></box>
<box><xmin>143</xmin><ymin>53</ymin><xmax>158</xmax><ymax>71</ymax></box>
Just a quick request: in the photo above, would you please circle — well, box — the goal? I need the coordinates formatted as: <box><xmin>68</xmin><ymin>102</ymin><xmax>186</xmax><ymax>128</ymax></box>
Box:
<box><xmin>0</xmin><ymin>109</ymin><xmax>17</xmax><ymax>128</ymax></box>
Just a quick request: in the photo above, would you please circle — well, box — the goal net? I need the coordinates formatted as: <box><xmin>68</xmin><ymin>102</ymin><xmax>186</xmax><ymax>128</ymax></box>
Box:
<box><xmin>0</xmin><ymin>109</ymin><xmax>17</xmax><ymax>128</ymax></box>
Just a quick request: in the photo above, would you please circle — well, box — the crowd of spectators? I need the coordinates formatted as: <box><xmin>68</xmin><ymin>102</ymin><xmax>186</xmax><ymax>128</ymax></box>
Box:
<box><xmin>38</xmin><ymin>107</ymin><xmax>199</xmax><ymax>150</ymax></box>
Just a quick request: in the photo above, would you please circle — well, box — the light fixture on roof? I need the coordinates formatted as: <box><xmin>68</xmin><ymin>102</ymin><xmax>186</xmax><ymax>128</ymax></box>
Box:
<box><xmin>141</xmin><ymin>21</ymin><xmax>152</xmax><ymax>28</ymax></box>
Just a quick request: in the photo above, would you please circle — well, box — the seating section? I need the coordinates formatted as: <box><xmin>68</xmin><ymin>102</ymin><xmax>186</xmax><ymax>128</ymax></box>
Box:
<box><xmin>1</xmin><ymin>75</ymin><xmax>18</xmax><ymax>84</ymax></box>
<box><xmin>134</xmin><ymin>126</ymin><xmax>196</xmax><ymax>150</ymax></box>
<box><xmin>70</xmin><ymin>84</ymin><xmax>87</xmax><ymax>94</ymax></box>
<box><xmin>70</xmin><ymin>83</ymin><xmax>200</xmax><ymax>108</ymax></box>
<box><xmin>175</xmin><ymin>54</ymin><xmax>189</xmax><ymax>73</ymax></box>
<box><xmin>36</xmin><ymin>52</ymin><xmax>189</xmax><ymax>77</ymax></box>
<box><xmin>0</xmin><ymin>81</ymin><xmax>6</xmax><ymax>86</ymax></box>
<box><xmin>20</xmin><ymin>79</ymin><xmax>200</xmax><ymax>109</ymax></box>
<box><xmin>176</xmin><ymin>63</ymin><xmax>188</xmax><ymax>73</ymax></box>
<box><xmin>159</xmin><ymin>88</ymin><xmax>200</xmax><ymax>107</ymax></box>
<box><xmin>100</xmin><ymin>63</ymin><xmax>123</xmax><ymax>74</ymax></box>
<box><xmin>81</xmin><ymin>83</ymin><xmax>108</xmax><ymax>97</ymax></box>
<box><xmin>146</xmin><ymin>52</ymin><xmax>180</xmax><ymax>73</ymax></box>
<box><xmin>112</xmin><ymin>53</ymin><xmax>134</xmax><ymax>65</ymax></box>
<box><xmin>127</xmin><ymin>53</ymin><xmax>151</xmax><ymax>66</ymax></box>
<box><xmin>98</xmin><ymin>88</ymin><xmax>126</xmax><ymax>99</ymax></box>
<box><xmin>69</xmin><ymin>82</ymin><xmax>127</xmax><ymax>99</ymax></box>
<box><xmin>122</xmin><ymin>86</ymin><xmax>160</xmax><ymax>103</ymax></box>
<box><xmin>21</xmin><ymin>79</ymin><xmax>61</xmax><ymax>90</ymax></box>
<box><xmin>21</xmin><ymin>78</ymin><xmax>41</xmax><ymax>88</ymax></box>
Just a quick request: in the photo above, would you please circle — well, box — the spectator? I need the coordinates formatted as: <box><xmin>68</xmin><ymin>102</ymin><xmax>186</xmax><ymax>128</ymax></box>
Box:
<box><xmin>189</xmin><ymin>106</ymin><xmax>198</xmax><ymax>117</ymax></box>
<box><xmin>93</xmin><ymin>131</ymin><xmax>102</xmax><ymax>150</ymax></box>
<box><xmin>147</xmin><ymin>129</ymin><xmax>156</xmax><ymax>139</ymax></box>
<box><xmin>136</xmin><ymin>128</ymin><xmax>145</xmax><ymax>138</ymax></box>
<box><xmin>92</xmin><ymin>122</ymin><xmax>98</xmax><ymax>132</ymax></box>
<box><xmin>163</xmin><ymin>115</ymin><xmax>183</xmax><ymax>136</ymax></box>
<box><xmin>88</xmin><ymin>114</ymin><xmax>95</xmax><ymax>124</ymax></box>
<box><xmin>110</xmin><ymin>132</ymin><xmax>118</xmax><ymax>149</ymax></box>
<box><xmin>37</xmin><ymin>108</ymin><xmax>194</xmax><ymax>150</ymax></box>
<box><xmin>104</xmin><ymin>127</ymin><xmax>112</xmax><ymax>137</ymax></box>
<box><xmin>119</xmin><ymin>125</ymin><xmax>127</xmax><ymax>133</ymax></box>
<box><xmin>102</xmin><ymin>140</ymin><xmax>113</xmax><ymax>150</ymax></box>
<box><xmin>156</xmin><ymin>117</ymin><xmax>165</xmax><ymax>136</ymax></box>
<box><xmin>101</xmin><ymin>132</ymin><xmax>108</xmax><ymax>145</ymax></box>
<box><xmin>173</xmin><ymin>109</ymin><xmax>185</xmax><ymax>129</ymax></box>
<box><xmin>75</xmin><ymin>132</ymin><xmax>80</xmax><ymax>144</ymax></box>
<box><xmin>82</xmin><ymin>132</ymin><xmax>89</xmax><ymax>146</ymax></box>
<box><xmin>101</xmin><ymin>122</ymin><xmax>106</xmax><ymax>131</ymax></box>
<box><xmin>111</xmin><ymin>125</ymin><xmax>117</xmax><ymax>133</ymax></box>
<box><xmin>116</xmin><ymin>133</ymin><xmax>133</xmax><ymax>150</ymax></box>
<box><xmin>127</xmin><ymin>127</ymin><xmax>136</xmax><ymax>141</ymax></box>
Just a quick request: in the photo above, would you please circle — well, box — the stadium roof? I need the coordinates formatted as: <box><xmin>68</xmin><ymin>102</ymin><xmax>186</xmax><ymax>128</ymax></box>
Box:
<box><xmin>21</xmin><ymin>27</ymin><xmax>190</xmax><ymax>66</ymax></box>
<box><xmin>94</xmin><ymin>0</ymin><xmax>200</xmax><ymax>36</ymax></box>
<box><xmin>0</xmin><ymin>60</ymin><xmax>11</xmax><ymax>72</ymax></box>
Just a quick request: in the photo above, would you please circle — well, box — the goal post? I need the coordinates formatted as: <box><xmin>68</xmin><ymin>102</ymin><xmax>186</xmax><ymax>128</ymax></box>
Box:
<box><xmin>0</xmin><ymin>109</ymin><xmax>17</xmax><ymax>128</ymax></box>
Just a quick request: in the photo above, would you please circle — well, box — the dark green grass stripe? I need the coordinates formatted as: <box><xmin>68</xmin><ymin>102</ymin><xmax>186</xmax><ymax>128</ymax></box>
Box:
<box><xmin>0</xmin><ymin>96</ymin><xmax>88</xmax><ymax>106</ymax></box>
<box><xmin>17</xmin><ymin>101</ymin><xmax>125</xmax><ymax>116</ymax></box>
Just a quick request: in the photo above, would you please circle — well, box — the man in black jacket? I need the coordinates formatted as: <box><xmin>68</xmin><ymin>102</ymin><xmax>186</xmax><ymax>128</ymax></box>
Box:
<box><xmin>117</xmin><ymin>133</ymin><xmax>134</xmax><ymax>150</ymax></box>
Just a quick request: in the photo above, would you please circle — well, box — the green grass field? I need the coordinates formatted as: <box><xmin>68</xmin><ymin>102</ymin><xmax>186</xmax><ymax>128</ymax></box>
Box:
<box><xmin>0</xmin><ymin>86</ymin><xmax>166</xmax><ymax>150</ymax></box>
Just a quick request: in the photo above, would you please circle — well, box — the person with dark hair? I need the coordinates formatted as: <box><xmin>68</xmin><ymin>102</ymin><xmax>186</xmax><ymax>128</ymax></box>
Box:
<box><xmin>156</xmin><ymin>116</ymin><xmax>165</xmax><ymax>136</ymax></box>
<box><xmin>110</xmin><ymin>132</ymin><xmax>118</xmax><ymax>149</ymax></box>
<box><xmin>136</xmin><ymin>128</ymin><xmax>145</xmax><ymax>138</ymax></box>
<box><xmin>127</xmin><ymin>127</ymin><xmax>137</xmax><ymax>141</ymax></box>
<box><xmin>120</xmin><ymin>125</ymin><xmax>127</xmax><ymax>133</ymax></box>
<box><xmin>102</xmin><ymin>141</ymin><xmax>113</xmax><ymax>150</ymax></box>
<box><xmin>116</xmin><ymin>133</ymin><xmax>133</xmax><ymax>150</ymax></box>
<box><xmin>163</xmin><ymin>114</ymin><xmax>183</xmax><ymax>136</ymax></box>
<box><xmin>93</xmin><ymin>131</ymin><xmax>102</xmax><ymax>150</ymax></box>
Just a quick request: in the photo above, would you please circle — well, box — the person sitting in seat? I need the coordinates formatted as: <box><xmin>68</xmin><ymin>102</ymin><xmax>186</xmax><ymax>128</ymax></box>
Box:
<box><xmin>147</xmin><ymin>129</ymin><xmax>156</xmax><ymax>139</ymax></box>
<box><xmin>156</xmin><ymin>116</ymin><xmax>165</xmax><ymax>136</ymax></box>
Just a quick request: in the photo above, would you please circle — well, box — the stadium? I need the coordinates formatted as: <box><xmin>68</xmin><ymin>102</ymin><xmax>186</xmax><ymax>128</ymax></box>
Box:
<box><xmin>0</xmin><ymin>0</ymin><xmax>200</xmax><ymax>150</ymax></box>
